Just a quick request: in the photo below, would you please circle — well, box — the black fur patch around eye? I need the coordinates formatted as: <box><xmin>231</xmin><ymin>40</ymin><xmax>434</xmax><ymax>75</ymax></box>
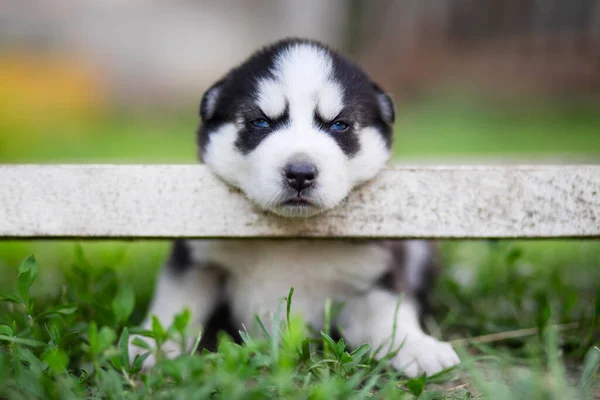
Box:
<box><xmin>234</xmin><ymin>105</ymin><xmax>290</xmax><ymax>154</ymax></box>
<box><xmin>313</xmin><ymin>112</ymin><xmax>360</xmax><ymax>156</ymax></box>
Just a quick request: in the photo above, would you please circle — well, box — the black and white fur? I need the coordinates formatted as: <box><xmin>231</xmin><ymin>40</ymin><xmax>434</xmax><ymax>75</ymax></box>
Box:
<box><xmin>130</xmin><ymin>39</ymin><xmax>459</xmax><ymax>377</ymax></box>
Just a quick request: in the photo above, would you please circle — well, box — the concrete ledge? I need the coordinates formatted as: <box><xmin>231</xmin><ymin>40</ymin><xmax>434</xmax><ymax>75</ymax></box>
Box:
<box><xmin>1</xmin><ymin>165</ymin><xmax>598</xmax><ymax>238</ymax></box>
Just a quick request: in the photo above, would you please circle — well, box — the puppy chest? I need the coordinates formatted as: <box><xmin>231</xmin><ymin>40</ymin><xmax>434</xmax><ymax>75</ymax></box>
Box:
<box><xmin>191</xmin><ymin>240</ymin><xmax>391</xmax><ymax>321</ymax></box>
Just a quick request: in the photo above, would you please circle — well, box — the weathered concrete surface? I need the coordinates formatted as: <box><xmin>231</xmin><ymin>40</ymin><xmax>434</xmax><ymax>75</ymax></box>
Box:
<box><xmin>0</xmin><ymin>165</ymin><xmax>598</xmax><ymax>238</ymax></box>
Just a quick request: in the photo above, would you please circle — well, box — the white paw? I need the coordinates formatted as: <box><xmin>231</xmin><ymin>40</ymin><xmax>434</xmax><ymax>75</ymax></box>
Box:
<box><xmin>128</xmin><ymin>334</ymin><xmax>183</xmax><ymax>369</ymax></box>
<box><xmin>391</xmin><ymin>335</ymin><xmax>460</xmax><ymax>378</ymax></box>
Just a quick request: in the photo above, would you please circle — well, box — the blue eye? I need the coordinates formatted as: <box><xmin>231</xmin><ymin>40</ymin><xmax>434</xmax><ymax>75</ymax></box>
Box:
<box><xmin>329</xmin><ymin>121</ymin><xmax>349</xmax><ymax>132</ymax></box>
<box><xmin>251</xmin><ymin>118</ymin><xmax>271</xmax><ymax>128</ymax></box>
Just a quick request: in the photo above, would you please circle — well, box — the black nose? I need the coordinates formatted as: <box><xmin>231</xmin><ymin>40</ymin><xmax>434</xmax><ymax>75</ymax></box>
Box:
<box><xmin>284</xmin><ymin>163</ymin><xmax>318</xmax><ymax>192</ymax></box>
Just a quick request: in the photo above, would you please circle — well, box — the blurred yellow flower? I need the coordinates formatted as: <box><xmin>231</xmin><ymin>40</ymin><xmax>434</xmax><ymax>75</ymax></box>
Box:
<box><xmin>0</xmin><ymin>51</ymin><xmax>106</xmax><ymax>138</ymax></box>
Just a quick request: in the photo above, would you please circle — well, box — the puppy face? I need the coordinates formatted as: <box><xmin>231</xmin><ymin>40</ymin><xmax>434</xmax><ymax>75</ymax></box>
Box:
<box><xmin>198</xmin><ymin>39</ymin><xmax>395</xmax><ymax>218</ymax></box>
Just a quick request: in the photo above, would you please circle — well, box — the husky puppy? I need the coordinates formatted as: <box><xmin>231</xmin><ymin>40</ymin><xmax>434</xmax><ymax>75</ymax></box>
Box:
<box><xmin>130</xmin><ymin>38</ymin><xmax>459</xmax><ymax>377</ymax></box>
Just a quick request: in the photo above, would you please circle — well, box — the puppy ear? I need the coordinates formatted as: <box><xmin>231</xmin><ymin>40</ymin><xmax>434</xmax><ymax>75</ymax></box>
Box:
<box><xmin>372</xmin><ymin>83</ymin><xmax>395</xmax><ymax>125</ymax></box>
<box><xmin>199</xmin><ymin>80</ymin><xmax>224</xmax><ymax>121</ymax></box>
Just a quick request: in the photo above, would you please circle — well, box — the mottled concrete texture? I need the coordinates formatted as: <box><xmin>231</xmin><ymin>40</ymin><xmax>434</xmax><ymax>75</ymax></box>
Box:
<box><xmin>1</xmin><ymin>165</ymin><xmax>598</xmax><ymax>238</ymax></box>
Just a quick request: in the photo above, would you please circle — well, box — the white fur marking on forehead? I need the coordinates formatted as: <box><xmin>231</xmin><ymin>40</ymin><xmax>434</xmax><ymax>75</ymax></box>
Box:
<box><xmin>317</xmin><ymin>81</ymin><xmax>344</xmax><ymax>121</ymax></box>
<box><xmin>270</xmin><ymin>44</ymin><xmax>335</xmax><ymax>121</ymax></box>
<box><xmin>256</xmin><ymin>78</ymin><xmax>287</xmax><ymax>119</ymax></box>
<box><xmin>273</xmin><ymin>44</ymin><xmax>333</xmax><ymax>88</ymax></box>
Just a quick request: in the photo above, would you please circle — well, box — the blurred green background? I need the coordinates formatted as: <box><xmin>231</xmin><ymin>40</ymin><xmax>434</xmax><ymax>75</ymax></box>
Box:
<box><xmin>1</xmin><ymin>1</ymin><xmax>599</xmax><ymax>324</ymax></box>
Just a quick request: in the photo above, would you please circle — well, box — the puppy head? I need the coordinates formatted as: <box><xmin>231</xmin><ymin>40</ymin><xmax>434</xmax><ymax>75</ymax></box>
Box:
<box><xmin>198</xmin><ymin>38</ymin><xmax>394</xmax><ymax>218</ymax></box>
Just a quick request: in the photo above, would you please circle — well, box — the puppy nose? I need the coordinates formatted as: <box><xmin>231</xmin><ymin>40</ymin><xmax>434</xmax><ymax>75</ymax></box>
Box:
<box><xmin>284</xmin><ymin>162</ymin><xmax>318</xmax><ymax>192</ymax></box>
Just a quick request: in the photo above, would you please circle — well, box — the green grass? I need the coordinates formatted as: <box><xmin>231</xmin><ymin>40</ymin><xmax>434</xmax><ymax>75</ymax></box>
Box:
<box><xmin>0</xmin><ymin>246</ymin><xmax>598</xmax><ymax>398</ymax></box>
<box><xmin>0</xmin><ymin>95</ymin><xmax>599</xmax><ymax>397</ymax></box>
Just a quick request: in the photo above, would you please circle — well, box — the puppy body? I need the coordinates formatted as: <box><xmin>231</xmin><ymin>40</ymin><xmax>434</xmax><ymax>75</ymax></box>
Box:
<box><xmin>131</xmin><ymin>39</ymin><xmax>459</xmax><ymax>377</ymax></box>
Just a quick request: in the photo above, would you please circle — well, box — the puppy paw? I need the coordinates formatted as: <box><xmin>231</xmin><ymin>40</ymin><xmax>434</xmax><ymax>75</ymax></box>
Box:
<box><xmin>128</xmin><ymin>335</ymin><xmax>183</xmax><ymax>370</ymax></box>
<box><xmin>391</xmin><ymin>335</ymin><xmax>460</xmax><ymax>378</ymax></box>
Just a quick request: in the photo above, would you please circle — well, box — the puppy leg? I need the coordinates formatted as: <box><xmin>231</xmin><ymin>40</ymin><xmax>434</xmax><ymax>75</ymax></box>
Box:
<box><xmin>338</xmin><ymin>290</ymin><xmax>459</xmax><ymax>377</ymax></box>
<box><xmin>128</xmin><ymin>260</ymin><xmax>223</xmax><ymax>368</ymax></box>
